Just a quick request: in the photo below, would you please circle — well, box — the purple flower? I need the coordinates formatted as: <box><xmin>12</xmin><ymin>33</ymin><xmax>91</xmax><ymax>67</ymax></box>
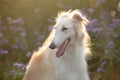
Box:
<box><xmin>11</xmin><ymin>44</ymin><xmax>19</xmax><ymax>49</ymax></box>
<box><xmin>0</xmin><ymin>49</ymin><xmax>8</xmax><ymax>54</ymax></box>
<box><xmin>47</xmin><ymin>18</ymin><xmax>54</xmax><ymax>23</ymax></box>
<box><xmin>0</xmin><ymin>38</ymin><xmax>9</xmax><ymax>45</ymax></box>
<box><xmin>36</xmin><ymin>42</ymin><xmax>42</xmax><ymax>47</ymax></box>
<box><xmin>7</xmin><ymin>17</ymin><xmax>12</xmax><ymax>24</ymax></box>
<box><xmin>33</xmin><ymin>31</ymin><xmax>39</xmax><ymax>36</ymax></box>
<box><xmin>7</xmin><ymin>17</ymin><xmax>24</xmax><ymax>24</ymax></box>
<box><xmin>21</xmin><ymin>32</ymin><xmax>27</xmax><ymax>37</ymax></box>
<box><xmin>13</xmin><ymin>62</ymin><xmax>27</xmax><ymax>71</ymax></box>
<box><xmin>18</xmin><ymin>27</ymin><xmax>26</xmax><ymax>32</ymax></box>
<box><xmin>8</xmin><ymin>70</ymin><xmax>16</xmax><ymax>76</ymax></box>
<box><xmin>88</xmin><ymin>8</ymin><xmax>94</xmax><ymax>13</ymax></box>
<box><xmin>26</xmin><ymin>52</ymin><xmax>32</xmax><ymax>58</ymax></box>
<box><xmin>38</xmin><ymin>35</ymin><xmax>44</xmax><ymax>41</ymax></box>
<box><xmin>13</xmin><ymin>62</ymin><xmax>22</xmax><ymax>68</ymax></box>
<box><xmin>113</xmin><ymin>32</ymin><xmax>119</xmax><ymax>38</ymax></box>
<box><xmin>97</xmin><ymin>60</ymin><xmax>107</xmax><ymax>72</ymax></box>
<box><xmin>10</xmin><ymin>26</ymin><xmax>26</xmax><ymax>34</ymax></box>
<box><xmin>109</xmin><ymin>23</ymin><xmax>117</xmax><ymax>28</ymax></box>
<box><xmin>112</xmin><ymin>18</ymin><xmax>120</xmax><ymax>25</ymax></box>
<box><xmin>87</xmin><ymin>27</ymin><xmax>102</xmax><ymax>33</ymax></box>
<box><xmin>88</xmin><ymin>19</ymin><xmax>98</xmax><ymax>28</ymax></box>
<box><xmin>47</xmin><ymin>26</ymin><xmax>53</xmax><ymax>31</ymax></box>
<box><xmin>13</xmin><ymin>18</ymin><xmax>24</xmax><ymax>24</ymax></box>
<box><xmin>107</xmin><ymin>41</ymin><xmax>115</xmax><ymax>48</ymax></box>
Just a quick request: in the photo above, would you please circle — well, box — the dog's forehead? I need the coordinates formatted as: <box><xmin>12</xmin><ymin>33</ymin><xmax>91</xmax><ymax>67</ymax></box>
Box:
<box><xmin>56</xmin><ymin>17</ymin><xmax>73</xmax><ymax>28</ymax></box>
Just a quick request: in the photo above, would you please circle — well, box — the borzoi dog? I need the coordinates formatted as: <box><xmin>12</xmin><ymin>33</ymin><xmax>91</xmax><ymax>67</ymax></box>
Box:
<box><xmin>23</xmin><ymin>10</ymin><xmax>91</xmax><ymax>80</ymax></box>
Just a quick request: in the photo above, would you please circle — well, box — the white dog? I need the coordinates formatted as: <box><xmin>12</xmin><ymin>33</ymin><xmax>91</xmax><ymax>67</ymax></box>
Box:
<box><xmin>23</xmin><ymin>10</ymin><xmax>91</xmax><ymax>80</ymax></box>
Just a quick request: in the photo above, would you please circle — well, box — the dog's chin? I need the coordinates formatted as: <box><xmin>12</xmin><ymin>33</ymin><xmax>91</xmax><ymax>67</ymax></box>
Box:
<box><xmin>56</xmin><ymin>38</ymin><xmax>71</xmax><ymax>58</ymax></box>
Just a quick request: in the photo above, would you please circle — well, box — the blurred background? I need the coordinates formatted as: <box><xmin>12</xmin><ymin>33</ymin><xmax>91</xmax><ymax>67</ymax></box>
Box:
<box><xmin>0</xmin><ymin>0</ymin><xmax>120</xmax><ymax>80</ymax></box>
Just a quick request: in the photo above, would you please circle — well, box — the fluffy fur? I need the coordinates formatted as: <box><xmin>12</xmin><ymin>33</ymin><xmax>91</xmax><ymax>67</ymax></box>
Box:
<box><xmin>23</xmin><ymin>10</ymin><xmax>91</xmax><ymax>80</ymax></box>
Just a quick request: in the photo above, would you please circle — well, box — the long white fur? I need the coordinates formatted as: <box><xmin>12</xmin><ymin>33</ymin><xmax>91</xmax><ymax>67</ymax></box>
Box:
<box><xmin>23</xmin><ymin>9</ymin><xmax>91</xmax><ymax>80</ymax></box>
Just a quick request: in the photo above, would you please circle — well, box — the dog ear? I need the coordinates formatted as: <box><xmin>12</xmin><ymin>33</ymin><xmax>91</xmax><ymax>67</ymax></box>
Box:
<box><xmin>72</xmin><ymin>13</ymin><xmax>89</xmax><ymax>25</ymax></box>
<box><xmin>72</xmin><ymin>14</ymin><xmax>83</xmax><ymax>22</ymax></box>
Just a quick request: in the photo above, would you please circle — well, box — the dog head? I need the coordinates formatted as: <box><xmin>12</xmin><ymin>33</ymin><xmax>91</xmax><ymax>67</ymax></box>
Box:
<box><xmin>49</xmin><ymin>10</ymin><xmax>89</xmax><ymax>57</ymax></box>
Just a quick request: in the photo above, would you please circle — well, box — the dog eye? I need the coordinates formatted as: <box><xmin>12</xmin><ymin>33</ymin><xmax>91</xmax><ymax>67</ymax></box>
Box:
<box><xmin>62</xmin><ymin>25</ymin><xmax>68</xmax><ymax>31</ymax></box>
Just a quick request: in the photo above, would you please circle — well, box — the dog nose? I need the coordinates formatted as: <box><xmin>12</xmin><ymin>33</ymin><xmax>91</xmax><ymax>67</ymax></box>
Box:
<box><xmin>49</xmin><ymin>42</ymin><xmax>56</xmax><ymax>49</ymax></box>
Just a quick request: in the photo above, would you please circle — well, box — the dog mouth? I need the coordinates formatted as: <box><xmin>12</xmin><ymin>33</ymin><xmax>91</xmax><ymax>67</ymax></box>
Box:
<box><xmin>56</xmin><ymin>38</ymin><xmax>71</xmax><ymax>57</ymax></box>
